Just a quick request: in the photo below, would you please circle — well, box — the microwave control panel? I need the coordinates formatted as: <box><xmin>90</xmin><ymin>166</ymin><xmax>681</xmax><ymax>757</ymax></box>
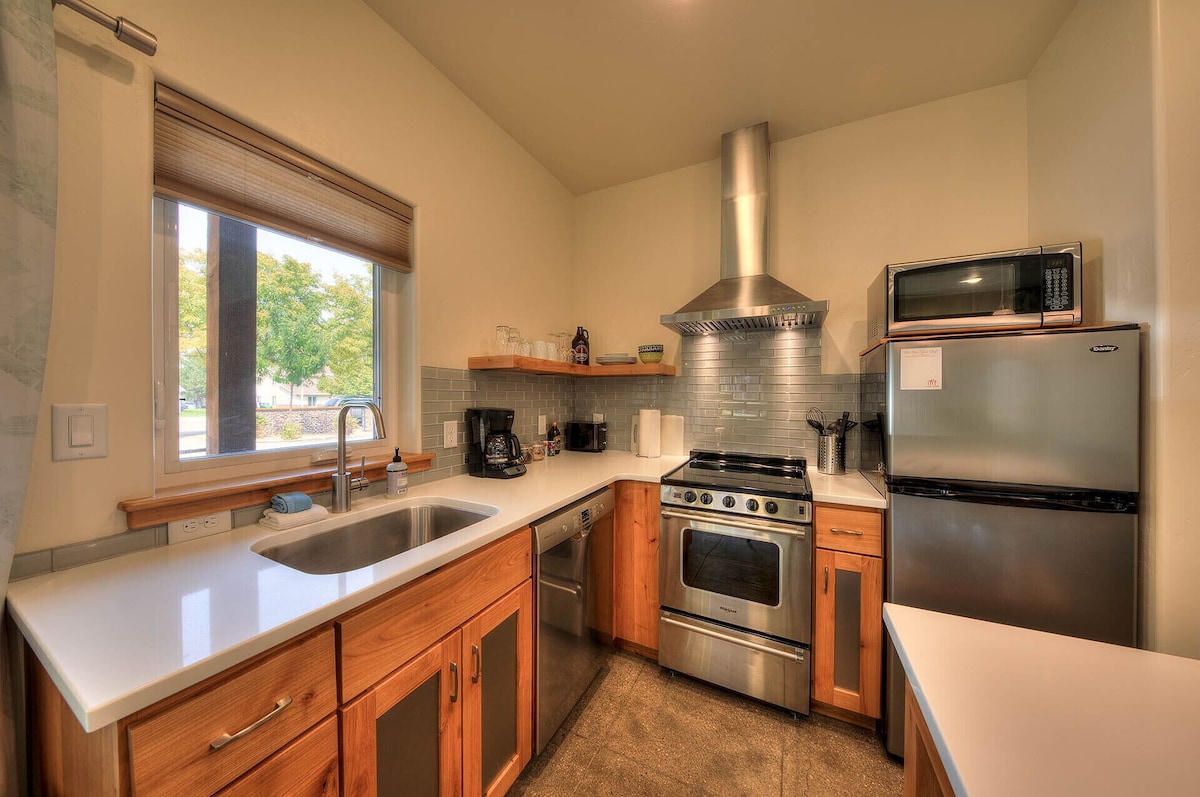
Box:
<box><xmin>1042</xmin><ymin>254</ymin><xmax>1075</xmax><ymax>312</ymax></box>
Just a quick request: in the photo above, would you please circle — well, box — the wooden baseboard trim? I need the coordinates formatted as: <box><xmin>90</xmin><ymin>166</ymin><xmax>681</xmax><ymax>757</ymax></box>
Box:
<box><xmin>612</xmin><ymin>639</ymin><xmax>658</xmax><ymax>661</ymax></box>
<box><xmin>811</xmin><ymin>699</ymin><xmax>878</xmax><ymax>730</ymax></box>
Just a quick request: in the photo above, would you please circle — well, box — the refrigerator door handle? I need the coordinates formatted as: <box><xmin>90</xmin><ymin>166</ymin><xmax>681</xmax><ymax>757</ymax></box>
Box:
<box><xmin>888</xmin><ymin>482</ymin><xmax>1137</xmax><ymax>514</ymax></box>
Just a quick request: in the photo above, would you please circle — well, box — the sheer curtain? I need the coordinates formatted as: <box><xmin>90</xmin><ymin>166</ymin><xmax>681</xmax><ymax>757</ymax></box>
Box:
<box><xmin>0</xmin><ymin>0</ymin><xmax>59</xmax><ymax>793</ymax></box>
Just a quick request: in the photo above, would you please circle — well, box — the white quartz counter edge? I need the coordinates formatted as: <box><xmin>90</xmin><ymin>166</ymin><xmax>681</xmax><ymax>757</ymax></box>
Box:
<box><xmin>8</xmin><ymin>454</ymin><xmax>879</xmax><ymax>732</ymax></box>
<box><xmin>884</xmin><ymin>603</ymin><xmax>1200</xmax><ymax>796</ymax></box>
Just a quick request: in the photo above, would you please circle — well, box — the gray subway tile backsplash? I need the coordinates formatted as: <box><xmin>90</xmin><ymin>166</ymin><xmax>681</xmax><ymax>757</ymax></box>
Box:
<box><xmin>419</xmin><ymin>327</ymin><xmax>862</xmax><ymax>484</ymax></box>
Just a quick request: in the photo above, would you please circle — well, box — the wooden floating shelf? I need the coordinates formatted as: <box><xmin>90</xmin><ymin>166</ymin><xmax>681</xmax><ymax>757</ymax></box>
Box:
<box><xmin>468</xmin><ymin>355</ymin><xmax>676</xmax><ymax>377</ymax></box>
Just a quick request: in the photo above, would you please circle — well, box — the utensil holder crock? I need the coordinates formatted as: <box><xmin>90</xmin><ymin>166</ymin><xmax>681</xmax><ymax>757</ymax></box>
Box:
<box><xmin>817</xmin><ymin>433</ymin><xmax>846</xmax><ymax>475</ymax></box>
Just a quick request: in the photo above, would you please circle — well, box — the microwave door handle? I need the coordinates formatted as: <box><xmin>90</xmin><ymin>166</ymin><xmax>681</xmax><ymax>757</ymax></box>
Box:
<box><xmin>660</xmin><ymin>508</ymin><xmax>807</xmax><ymax>538</ymax></box>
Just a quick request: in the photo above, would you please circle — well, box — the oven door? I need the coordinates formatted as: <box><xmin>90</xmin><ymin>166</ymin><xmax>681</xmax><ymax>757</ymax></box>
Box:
<box><xmin>659</xmin><ymin>507</ymin><xmax>811</xmax><ymax>645</ymax></box>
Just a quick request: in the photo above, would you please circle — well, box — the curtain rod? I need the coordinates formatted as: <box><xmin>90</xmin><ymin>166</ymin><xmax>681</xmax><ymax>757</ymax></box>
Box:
<box><xmin>53</xmin><ymin>0</ymin><xmax>157</xmax><ymax>56</ymax></box>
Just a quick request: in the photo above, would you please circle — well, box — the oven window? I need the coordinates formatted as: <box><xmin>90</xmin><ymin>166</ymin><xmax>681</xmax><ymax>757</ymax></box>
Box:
<box><xmin>681</xmin><ymin>529</ymin><xmax>780</xmax><ymax>606</ymax></box>
<box><xmin>893</xmin><ymin>255</ymin><xmax>1044</xmax><ymax>322</ymax></box>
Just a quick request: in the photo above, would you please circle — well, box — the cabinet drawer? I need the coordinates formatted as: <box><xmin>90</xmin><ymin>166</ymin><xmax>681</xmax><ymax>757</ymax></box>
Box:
<box><xmin>128</xmin><ymin>628</ymin><xmax>336</xmax><ymax>797</ymax></box>
<box><xmin>338</xmin><ymin>528</ymin><xmax>532</xmax><ymax>701</ymax></box>
<box><xmin>217</xmin><ymin>715</ymin><xmax>339</xmax><ymax>797</ymax></box>
<box><xmin>815</xmin><ymin>504</ymin><xmax>883</xmax><ymax>557</ymax></box>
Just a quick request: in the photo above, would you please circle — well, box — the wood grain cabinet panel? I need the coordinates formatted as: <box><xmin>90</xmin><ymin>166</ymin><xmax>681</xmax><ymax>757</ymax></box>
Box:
<box><xmin>338</xmin><ymin>530</ymin><xmax>532</xmax><ymax>702</ymax></box>
<box><xmin>127</xmin><ymin>627</ymin><xmax>336</xmax><ymax>797</ymax></box>
<box><xmin>217</xmin><ymin>715</ymin><xmax>339</xmax><ymax>797</ymax></box>
<box><xmin>613</xmin><ymin>480</ymin><xmax>661</xmax><ymax>657</ymax></box>
<box><xmin>814</xmin><ymin>503</ymin><xmax>884</xmax><ymax>557</ymax></box>
<box><xmin>812</xmin><ymin>548</ymin><xmax>883</xmax><ymax>719</ymax></box>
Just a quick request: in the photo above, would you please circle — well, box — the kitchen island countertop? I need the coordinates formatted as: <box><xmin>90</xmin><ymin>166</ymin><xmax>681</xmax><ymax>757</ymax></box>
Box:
<box><xmin>8</xmin><ymin>452</ymin><xmax>882</xmax><ymax>732</ymax></box>
<box><xmin>885</xmin><ymin>603</ymin><xmax>1200</xmax><ymax>796</ymax></box>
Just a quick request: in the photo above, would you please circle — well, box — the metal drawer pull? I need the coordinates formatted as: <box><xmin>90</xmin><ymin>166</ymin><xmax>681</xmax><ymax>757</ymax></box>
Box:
<box><xmin>472</xmin><ymin>644</ymin><xmax>481</xmax><ymax>683</ymax></box>
<box><xmin>660</xmin><ymin>615</ymin><xmax>802</xmax><ymax>661</ymax></box>
<box><xmin>209</xmin><ymin>696</ymin><xmax>293</xmax><ymax>750</ymax></box>
<box><xmin>830</xmin><ymin>527</ymin><xmax>864</xmax><ymax>536</ymax></box>
<box><xmin>450</xmin><ymin>661</ymin><xmax>459</xmax><ymax>703</ymax></box>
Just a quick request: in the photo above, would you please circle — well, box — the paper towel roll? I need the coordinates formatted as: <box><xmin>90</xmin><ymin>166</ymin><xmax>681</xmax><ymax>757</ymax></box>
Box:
<box><xmin>661</xmin><ymin>415</ymin><xmax>685</xmax><ymax>456</ymax></box>
<box><xmin>637</xmin><ymin>409</ymin><xmax>661</xmax><ymax>458</ymax></box>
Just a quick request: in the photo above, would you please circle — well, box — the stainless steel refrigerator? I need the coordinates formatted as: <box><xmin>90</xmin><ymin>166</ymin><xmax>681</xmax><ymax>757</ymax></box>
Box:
<box><xmin>860</xmin><ymin>326</ymin><xmax>1140</xmax><ymax>757</ymax></box>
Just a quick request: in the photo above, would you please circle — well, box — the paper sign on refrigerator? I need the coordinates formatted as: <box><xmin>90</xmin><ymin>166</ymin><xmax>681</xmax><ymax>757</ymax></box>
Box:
<box><xmin>900</xmin><ymin>347</ymin><xmax>942</xmax><ymax>390</ymax></box>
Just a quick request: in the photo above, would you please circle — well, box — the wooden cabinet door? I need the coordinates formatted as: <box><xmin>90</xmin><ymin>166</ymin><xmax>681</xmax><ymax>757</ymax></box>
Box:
<box><xmin>613</xmin><ymin>480</ymin><xmax>661</xmax><ymax>655</ymax></box>
<box><xmin>812</xmin><ymin>548</ymin><xmax>883</xmax><ymax>718</ymax></box>
<box><xmin>463</xmin><ymin>581</ymin><xmax>534</xmax><ymax>797</ymax></box>
<box><xmin>341</xmin><ymin>632</ymin><xmax>464</xmax><ymax>797</ymax></box>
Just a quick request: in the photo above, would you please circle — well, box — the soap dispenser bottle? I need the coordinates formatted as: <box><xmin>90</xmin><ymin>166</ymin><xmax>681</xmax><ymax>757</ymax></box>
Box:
<box><xmin>386</xmin><ymin>448</ymin><xmax>408</xmax><ymax>497</ymax></box>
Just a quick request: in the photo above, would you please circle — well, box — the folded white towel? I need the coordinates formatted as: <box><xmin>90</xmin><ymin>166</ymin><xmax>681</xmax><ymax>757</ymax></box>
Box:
<box><xmin>258</xmin><ymin>504</ymin><xmax>329</xmax><ymax>530</ymax></box>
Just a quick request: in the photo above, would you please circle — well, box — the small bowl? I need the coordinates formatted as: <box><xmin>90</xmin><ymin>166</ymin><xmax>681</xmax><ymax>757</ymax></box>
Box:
<box><xmin>638</xmin><ymin>344</ymin><xmax>664</xmax><ymax>363</ymax></box>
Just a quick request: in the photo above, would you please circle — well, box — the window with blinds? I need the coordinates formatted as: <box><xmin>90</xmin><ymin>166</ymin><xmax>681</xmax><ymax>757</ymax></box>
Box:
<box><xmin>152</xmin><ymin>85</ymin><xmax>411</xmax><ymax>472</ymax></box>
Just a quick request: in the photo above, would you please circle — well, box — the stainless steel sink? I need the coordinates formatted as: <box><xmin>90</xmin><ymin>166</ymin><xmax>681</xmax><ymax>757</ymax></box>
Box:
<box><xmin>254</xmin><ymin>501</ymin><xmax>497</xmax><ymax>575</ymax></box>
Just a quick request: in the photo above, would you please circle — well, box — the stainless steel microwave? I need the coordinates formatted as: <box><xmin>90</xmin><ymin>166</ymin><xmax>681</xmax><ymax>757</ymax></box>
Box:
<box><xmin>866</xmin><ymin>242</ymin><xmax>1082</xmax><ymax>342</ymax></box>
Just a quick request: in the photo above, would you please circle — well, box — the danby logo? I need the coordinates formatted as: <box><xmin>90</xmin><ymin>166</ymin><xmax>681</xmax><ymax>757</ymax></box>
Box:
<box><xmin>1090</xmin><ymin>344</ymin><xmax>1119</xmax><ymax>353</ymax></box>
<box><xmin>719</xmin><ymin>606</ymin><xmax>737</xmax><ymax>615</ymax></box>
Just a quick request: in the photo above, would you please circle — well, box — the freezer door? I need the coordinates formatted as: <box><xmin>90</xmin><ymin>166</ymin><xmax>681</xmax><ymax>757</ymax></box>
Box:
<box><xmin>887</xmin><ymin>492</ymin><xmax>1137</xmax><ymax>644</ymax></box>
<box><xmin>883</xmin><ymin>489</ymin><xmax>1137</xmax><ymax>756</ymax></box>
<box><xmin>886</xmin><ymin>328</ymin><xmax>1139</xmax><ymax>491</ymax></box>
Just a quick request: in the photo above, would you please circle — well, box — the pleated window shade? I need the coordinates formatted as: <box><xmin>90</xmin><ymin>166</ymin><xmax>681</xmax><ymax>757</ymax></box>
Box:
<box><xmin>153</xmin><ymin>84</ymin><xmax>413</xmax><ymax>272</ymax></box>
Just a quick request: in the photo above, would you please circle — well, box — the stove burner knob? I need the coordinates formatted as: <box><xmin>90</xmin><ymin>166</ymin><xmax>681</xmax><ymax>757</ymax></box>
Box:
<box><xmin>722</xmin><ymin>496</ymin><xmax>736</xmax><ymax>509</ymax></box>
<box><xmin>745</xmin><ymin>498</ymin><xmax>760</xmax><ymax>512</ymax></box>
<box><xmin>700</xmin><ymin>493</ymin><xmax>713</xmax><ymax>505</ymax></box>
<box><xmin>683</xmin><ymin>491</ymin><xmax>697</xmax><ymax>503</ymax></box>
<box><xmin>764</xmin><ymin>501</ymin><xmax>779</xmax><ymax>515</ymax></box>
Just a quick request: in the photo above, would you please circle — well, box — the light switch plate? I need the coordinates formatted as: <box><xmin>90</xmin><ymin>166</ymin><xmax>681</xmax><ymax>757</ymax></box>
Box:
<box><xmin>538</xmin><ymin>415</ymin><xmax>547</xmax><ymax>435</ymax></box>
<box><xmin>593</xmin><ymin>413</ymin><xmax>604</xmax><ymax>422</ymax></box>
<box><xmin>51</xmin><ymin>404</ymin><xmax>108</xmax><ymax>460</ymax></box>
<box><xmin>444</xmin><ymin>420</ymin><xmax>458</xmax><ymax>448</ymax></box>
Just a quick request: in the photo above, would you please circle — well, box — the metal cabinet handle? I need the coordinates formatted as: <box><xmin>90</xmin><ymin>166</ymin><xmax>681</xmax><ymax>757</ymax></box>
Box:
<box><xmin>210</xmin><ymin>696</ymin><xmax>292</xmax><ymax>750</ymax></box>
<box><xmin>830</xmin><ymin>527</ymin><xmax>864</xmax><ymax>536</ymax></box>
<box><xmin>823</xmin><ymin>566</ymin><xmax>829</xmax><ymax>594</ymax></box>
<box><xmin>471</xmin><ymin>644</ymin><xmax>481</xmax><ymax>683</ymax></box>
<box><xmin>449</xmin><ymin>661</ymin><xmax>459</xmax><ymax>703</ymax></box>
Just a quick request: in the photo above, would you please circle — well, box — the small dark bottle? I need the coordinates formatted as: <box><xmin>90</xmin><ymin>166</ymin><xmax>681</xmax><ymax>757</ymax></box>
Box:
<box><xmin>571</xmin><ymin>326</ymin><xmax>590</xmax><ymax>365</ymax></box>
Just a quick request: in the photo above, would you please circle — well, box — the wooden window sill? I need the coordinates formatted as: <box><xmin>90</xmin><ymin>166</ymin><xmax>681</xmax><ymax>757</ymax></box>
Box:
<box><xmin>118</xmin><ymin>452</ymin><xmax>435</xmax><ymax>529</ymax></box>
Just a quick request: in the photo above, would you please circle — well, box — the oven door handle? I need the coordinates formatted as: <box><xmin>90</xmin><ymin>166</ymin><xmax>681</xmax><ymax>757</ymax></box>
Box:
<box><xmin>660</xmin><ymin>508</ymin><xmax>808</xmax><ymax>538</ymax></box>
<box><xmin>660</xmin><ymin>615</ymin><xmax>804</xmax><ymax>661</ymax></box>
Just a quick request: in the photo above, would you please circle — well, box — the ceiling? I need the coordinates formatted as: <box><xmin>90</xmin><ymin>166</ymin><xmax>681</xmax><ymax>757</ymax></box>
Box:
<box><xmin>363</xmin><ymin>0</ymin><xmax>1077</xmax><ymax>195</ymax></box>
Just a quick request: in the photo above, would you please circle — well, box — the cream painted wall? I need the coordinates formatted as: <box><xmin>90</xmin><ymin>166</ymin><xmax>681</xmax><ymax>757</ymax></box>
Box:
<box><xmin>573</xmin><ymin>83</ymin><xmax>1029</xmax><ymax>375</ymax></box>
<box><xmin>1025</xmin><ymin>0</ymin><xmax>1159</xmax><ymax>645</ymax></box>
<box><xmin>20</xmin><ymin>0</ymin><xmax>574</xmax><ymax>551</ymax></box>
<box><xmin>1150</xmin><ymin>0</ymin><xmax>1200</xmax><ymax>658</ymax></box>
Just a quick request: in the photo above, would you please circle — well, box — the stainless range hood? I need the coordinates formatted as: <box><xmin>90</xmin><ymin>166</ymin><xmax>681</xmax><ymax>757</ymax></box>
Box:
<box><xmin>661</xmin><ymin>122</ymin><xmax>827</xmax><ymax>335</ymax></box>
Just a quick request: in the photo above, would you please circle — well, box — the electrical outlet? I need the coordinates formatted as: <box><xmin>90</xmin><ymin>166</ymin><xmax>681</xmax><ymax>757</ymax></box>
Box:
<box><xmin>593</xmin><ymin>413</ymin><xmax>604</xmax><ymax>423</ymax></box>
<box><xmin>538</xmin><ymin>415</ymin><xmax>547</xmax><ymax>435</ymax></box>
<box><xmin>444</xmin><ymin>420</ymin><xmax>458</xmax><ymax>448</ymax></box>
<box><xmin>168</xmin><ymin>510</ymin><xmax>232</xmax><ymax>544</ymax></box>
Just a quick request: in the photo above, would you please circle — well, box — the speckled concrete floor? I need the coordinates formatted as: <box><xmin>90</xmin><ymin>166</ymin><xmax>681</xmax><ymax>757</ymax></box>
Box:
<box><xmin>511</xmin><ymin>651</ymin><xmax>903</xmax><ymax>797</ymax></box>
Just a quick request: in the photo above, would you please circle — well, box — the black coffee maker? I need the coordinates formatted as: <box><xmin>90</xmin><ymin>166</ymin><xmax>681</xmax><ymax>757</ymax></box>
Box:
<box><xmin>465</xmin><ymin>408</ymin><xmax>526</xmax><ymax>479</ymax></box>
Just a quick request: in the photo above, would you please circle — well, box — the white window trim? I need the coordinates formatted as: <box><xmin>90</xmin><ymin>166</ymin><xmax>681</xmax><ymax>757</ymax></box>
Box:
<box><xmin>152</xmin><ymin>196</ymin><xmax>418</xmax><ymax>490</ymax></box>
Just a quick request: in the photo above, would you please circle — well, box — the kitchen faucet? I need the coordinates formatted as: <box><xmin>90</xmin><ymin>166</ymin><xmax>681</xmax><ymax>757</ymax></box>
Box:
<box><xmin>332</xmin><ymin>401</ymin><xmax>387</xmax><ymax>514</ymax></box>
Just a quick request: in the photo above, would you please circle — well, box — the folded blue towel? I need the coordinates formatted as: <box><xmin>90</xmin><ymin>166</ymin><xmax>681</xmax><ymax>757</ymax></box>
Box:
<box><xmin>271</xmin><ymin>491</ymin><xmax>313</xmax><ymax>514</ymax></box>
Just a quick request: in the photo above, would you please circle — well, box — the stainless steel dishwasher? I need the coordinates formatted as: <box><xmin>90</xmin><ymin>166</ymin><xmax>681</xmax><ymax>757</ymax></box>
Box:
<box><xmin>531</xmin><ymin>486</ymin><xmax>615</xmax><ymax>754</ymax></box>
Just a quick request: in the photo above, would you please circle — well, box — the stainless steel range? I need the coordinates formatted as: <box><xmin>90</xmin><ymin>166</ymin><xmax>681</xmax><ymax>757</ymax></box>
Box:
<box><xmin>658</xmin><ymin>450</ymin><xmax>813</xmax><ymax>714</ymax></box>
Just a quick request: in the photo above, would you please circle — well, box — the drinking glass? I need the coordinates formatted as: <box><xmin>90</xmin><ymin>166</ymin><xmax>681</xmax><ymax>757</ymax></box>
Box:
<box><xmin>507</xmin><ymin>328</ymin><xmax>521</xmax><ymax>355</ymax></box>
<box><xmin>495</xmin><ymin>325</ymin><xmax>510</xmax><ymax>355</ymax></box>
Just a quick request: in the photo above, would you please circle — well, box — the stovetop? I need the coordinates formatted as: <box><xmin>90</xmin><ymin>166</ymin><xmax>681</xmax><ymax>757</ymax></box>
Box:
<box><xmin>660</xmin><ymin>451</ymin><xmax>813</xmax><ymax>524</ymax></box>
<box><xmin>662</xmin><ymin>450</ymin><xmax>813</xmax><ymax>501</ymax></box>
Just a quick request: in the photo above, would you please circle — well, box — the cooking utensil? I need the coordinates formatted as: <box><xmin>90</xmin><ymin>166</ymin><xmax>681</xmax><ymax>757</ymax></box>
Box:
<box><xmin>806</xmin><ymin>407</ymin><xmax>826</xmax><ymax>432</ymax></box>
<box><xmin>807</xmin><ymin>419</ymin><xmax>825</xmax><ymax>434</ymax></box>
<box><xmin>839</xmin><ymin>411</ymin><xmax>850</xmax><ymax>440</ymax></box>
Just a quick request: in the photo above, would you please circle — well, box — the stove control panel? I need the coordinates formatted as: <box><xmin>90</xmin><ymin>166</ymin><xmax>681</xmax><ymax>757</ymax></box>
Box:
<box><xmin>660</xmin><ymin>484</ymin><xmax>811</xmax><ymax>524</ymax></box>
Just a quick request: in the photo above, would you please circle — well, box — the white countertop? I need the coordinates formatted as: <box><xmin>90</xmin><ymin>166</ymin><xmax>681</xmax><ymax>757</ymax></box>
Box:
<box><xmin>7</xmin><ymin>452</ymin><xmax>878</xmax><ymax>732</ymax></box>
<box><xmin>808</xmin><ymin>469</ymin><xmax>886</xmax><ymax>508</ymax></box>
<box><xmin>884</xmin><ymin>603</ymin><xmax>1200</xmax><ymax>796</ymax></box>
